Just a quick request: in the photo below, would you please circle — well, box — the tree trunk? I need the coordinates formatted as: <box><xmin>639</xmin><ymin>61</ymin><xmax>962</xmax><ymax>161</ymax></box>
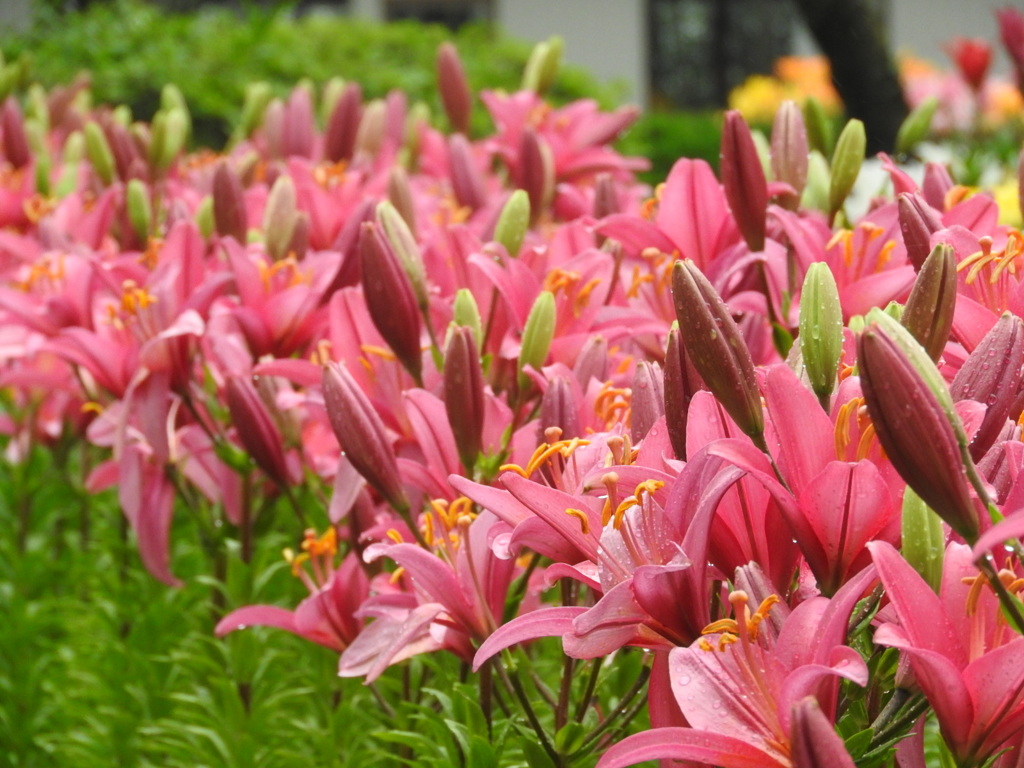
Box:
<box><xmin>793</xmin><ymin>0</ymin><xmax>908</xmax><ymax>154</ymax></box>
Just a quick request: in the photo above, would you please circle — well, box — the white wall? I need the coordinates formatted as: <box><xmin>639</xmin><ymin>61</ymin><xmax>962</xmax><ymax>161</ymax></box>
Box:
<box><xmin>890</xmin><ymin>0</ymin><xmax>1016</xmax><ymax>75</ymax></box>
<box><xmin>495</xmin><ymin>0</ymin><xmax>647</xmax><ymax>106</ymax></box>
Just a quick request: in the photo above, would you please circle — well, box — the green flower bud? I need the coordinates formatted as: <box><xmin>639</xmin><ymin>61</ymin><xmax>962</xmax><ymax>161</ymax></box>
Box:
<box><xmin>149</xmin><ymin>107</ymin><xmax>188</xmax><ymax>172</ymax></box>
<box><xmin>901</xmin><ymin>486</ymin><xmax>945</xmax><ymax>593</ymax></box>
<box><xmin>377</xmin><ymin>200</ymin><xmax>428</xmax><ymax>311</ymax></box>
<box><xmin>494</xmin><ymin>189</ymin><xmax>530</xmax><ymax>257</ymax></box>
<box><xmin>126</xmin><ymin>179</ymin><xmax>152</xmax><ymax>242</ymax></box>
<box><xmin>900</xmin><ymin>243</ymin><xmax>956</xmax><ymax>362</ymax></box>
<box><xmin>453</xmin><ymin>289</ymin><xmax>483</xmax><ymax>350</ymax></box>
<box><xmin>84</xmin><ymin>121</ymin><xmax>116</xmax><ymax>186</ymax></box>
<box><xmin>522</xmin><ymin>36</ymin><xmax>563</xmax><ymax>95</ymax></box>
<box><xmin>895</xmin><ymin>97</ymin><xmax>938</xmax><ymax>157</ymax></box>
<box><xmin>320</xmin><ymin>77</ymin><xmax>347</xmax><ymax>125</ymax></box>
<box><xmin>828</xmin><ymin>119</ymin><xmax>866</xmax><ymax>223</ymax></box>
<box><xmin>802</xmin><ymin>96</ymin><xmax>834</xmax><ymax>156</ymax></box>
<box><xmin>518</xmin><ymin>291</ymin><xmax>556</xmax><ymax>392</ymax></box>
<box><xmin>800</xmin><ymin>150</ymin><xmax>830</xmax><ymax>213</ymax></box>
<box><xmin>263</xmin><ymin>175</ymin><xmax>299</xmax><ymax>261</ymax></box>
<box><xmin>234</xmin><ymin>81</ymin><xmax>272</xmax><ymax>144</ymax></box>
<box><xmin>195</xmin><ymin>195</ymin><xmax>215</xmax><ymax>240</ymax></box>
<box><xmin>799</xmin><ymin>262</ymin><xmax>844</xmax><ymax>399</ymax></box>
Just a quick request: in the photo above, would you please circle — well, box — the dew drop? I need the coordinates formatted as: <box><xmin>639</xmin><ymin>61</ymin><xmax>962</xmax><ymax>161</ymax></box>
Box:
<box><xmin>678</xmin><ymin>674</ymin><xmax>692</xmax><ymax>686</ymax></box>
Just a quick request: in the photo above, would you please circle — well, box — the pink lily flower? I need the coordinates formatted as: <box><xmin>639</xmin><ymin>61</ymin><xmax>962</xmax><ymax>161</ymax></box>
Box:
<box><xmin>870</xmin><ymin>541</ymin><xmax>1024</xmax><ymax>766</ymax></box>
<box><xmin>217</xmin><ymin>528</ymin><xmax>370</xmax><ymax>652</ymax></box>
<box><xmin>596</xmin><ymin>567</ymin><xmax>874</xmax><ymax>768</ymax></box>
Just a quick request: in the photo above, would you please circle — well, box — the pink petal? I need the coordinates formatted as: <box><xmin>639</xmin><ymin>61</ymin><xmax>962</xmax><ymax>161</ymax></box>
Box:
<box><xmin>472</xmin><ymin>607</ymin><xmax>585</xmax><ymax>670</ymax></box>
<box><xmin>596</xmin><ymin>727</ymin><xmax>787</xmax><ymax>768</ymax></box>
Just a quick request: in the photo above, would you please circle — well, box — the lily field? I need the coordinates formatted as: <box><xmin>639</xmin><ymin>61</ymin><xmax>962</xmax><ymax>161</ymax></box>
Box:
<box><xmin>3</xmin><ymin>7</ymin><xmax>1024</xmax><ymax>768</ymax></box>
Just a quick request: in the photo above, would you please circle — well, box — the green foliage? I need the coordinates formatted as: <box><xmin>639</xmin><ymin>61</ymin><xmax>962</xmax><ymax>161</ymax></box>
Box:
<box><xmin>617</xmin><ymin>109</ymin><xmax>722</xmax><ymax>183</ymax></box>
<box><xmin>0</xmin><ymin>0</ymin><xmax>623</xmax><ymax>148</ymax></box>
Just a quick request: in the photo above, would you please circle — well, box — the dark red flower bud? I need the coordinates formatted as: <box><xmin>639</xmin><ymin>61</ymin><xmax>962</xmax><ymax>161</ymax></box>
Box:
<box><xmin>720</xmin><ymin>110</ymin><xmax>768</xmax><ymax>252</ymax></box>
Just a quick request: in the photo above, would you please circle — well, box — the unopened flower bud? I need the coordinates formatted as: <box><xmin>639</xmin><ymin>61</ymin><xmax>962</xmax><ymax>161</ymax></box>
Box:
<box><xmin>226</xmin><ymin>376</ymin><xmax>289</xmax><ymax>487</ymax></box>
<box><xmin>195</xmin><ymin>195</ymin><xmax>214</xmax><ymax>239</ymax></box>
<box><xmin>126</xmin><ymin>178</ymin><xmax>152</xmax><ymax>242</ymax></box>
<box><xmin>790</xmin><ymin>697</ymin><xmax>858</xmax><ymax>768</ymax></box>
<box><xmin>802</xmin><ymin>96</ymin><xmax>834</xmax><ymax>156</ymax></box>
<box><xmin>452</xmin><ymin>289</ymin><xmax>483</xmax><ymax>350</ymax></box>
<box><xmin>518</xmin><ymin>291</ymin><xmax>556</xmax><ymax>393</ymax></box>
<box><xmin>828</xmin><ymin>119</ymin><xmax>866</xmax><ymax>223</ymax></box>
<box><xmin>573</xmin><ymin>334</ymin><xmax>608</xmax><ymax>386</ymax></box>
<box><xmin>1</xmin><ymin>97</ymin><xmax>29</xmax><ymax>170</ymax></box>
<box><xmin>858</xmin><ymin>312</ymin><xmax>980</xmax><ymax>541</ymax></box>
<box><xmin>354</xmin><ymin>99</ymin><xmax>386</xmax><ymax>159</ymax></box>
<box><xmin>376</xmin><ymin>199</ymin><xmax>427</xmax><ymax>310</ymax></box>
<box><xmin>149</xmin><ymin>107</ymin><xmax>188</xmax><ymax>172</ymax></box>
<box><xmin>799</xmin><ymin>262</ymin><xmax>844</xmax><ymax>399</ymax></box>
<box><xmin>663</xmin><ymin>324</ymin><xmax>703</xmax><ymax>460</ymax></box>
<box><xmin>320</xmin><ymin>77</ymin><xmax>346</xmax><ymax>124</ymax></box>
<box><xmin>901</xmin><ymin>486</ymin><xmax>945</xmax><ymax>593</ymax></box>
<box><xmin>631</xmin><ymin>361</ymin><xmax>664</xmax><ymax>443</ymax></box>
<box><xmin>386</xmin><ymin>166</ymin><xmax>416</xmax><ymax>235</ymax></box>
<box><xmin>900</xmin><ymin>243</ymin><xmax>956</xmax><ymax>362</ymax></box>
<box><xmin>771</xmin><ymin>100</ymin><xmax>808</xmax><ymax>209</ymax></box>
<box><xmin>897</xmin><ymin>193</ymin><xmax>943</xmax><ymax>271</ymax></box>
<box><xmin>359</xmin><ymin>221</ymin><xmax>423</xmax><ymax>383</ymax></box>
<box><xmin>437</xmin><ymin>42</ymin><xmax>472</xmax><ymax>135</ymax></box>
<box><xmin>494</xmin><ymin>189</ymin><xmax>530</xmax><ymax>257</ymax></box>
<box><xmin>672</xmin><ymin>259</ymin><xmax>764</xmax><ymax>444</ymax></box>
<box><xmin>280</xmin><ymin>85</ymin><xmax>315</xmax><ymax>159</ymax></box>
<box><xmin>323</xmin><ymin>81</ymin><xmax>362</xmax><ymax>163</ymax></box>
<box><xmin>444</xmin><ymin>326</ymin><xmax>486</xmax><ymax>470</ymax></box>
<box><xmin>950</xmin><ymin>312</ymin><xmax>1024</xmax><ymax>461</ymax></box>
<box><xmin>540</xmin><ymin>376</ymin><xmax>581</xmax><ymax>440</ymax></box>
<box><xmin>234</xmin><ymin>81</ymin><xmax>272</xmax><ymax>144</ymax></box>
<box><xmin>593</xmin><ymin>173</ymin><xmax>620</xmax><ymax>218</ymax></box>
<box><xmin>895</xmin><ymin>96</ymin><xmax>938</xmax><ymax>157</ymax></box>
<box><xmin>520</xmin><ymin>128</ymin><xmax>554</xmax><ymax>224</ymax></box>
<box><xmin>449</xmin><ymin>132</ymin><xmax>486</xmax><ymax>212</ymax></box>
<box><xmin>922</xmin><ymin>162</ymin><xmax>954</xmax><ymax>210</ymax></box>
<box><xmin>212</xmin><ymin>160</ymin><xmax>247</xmax><ymax>243</ymax></box>
<box><xmin>263</xmin><ymin>174</ymin><xmax>299</xmax><ymax>261</ymax></box>
<box><xmin>322</xmin><ymin>361</ymin><xmax>408</xmax><ymax>512</ymax></box>
<box><xmin>721</xmin><ymin>110</ymin><xmax>768</xmax><ymax>252</ymax></box>
<box><xmin>84</xmin><ymin>120</ymin><xmax>116</xmax><ymax>186</ymax></box>
<box><xmin>521</xmin><ymin>36</ymin><xmax>563</xmax><ymax>96</ymax></box>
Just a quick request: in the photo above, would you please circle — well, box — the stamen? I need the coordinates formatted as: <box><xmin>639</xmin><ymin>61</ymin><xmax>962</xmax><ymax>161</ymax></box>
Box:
<box><xmin>565</xmin><ymin>507</ymin><xmax>591</xmax><ymax>535</ymax></box>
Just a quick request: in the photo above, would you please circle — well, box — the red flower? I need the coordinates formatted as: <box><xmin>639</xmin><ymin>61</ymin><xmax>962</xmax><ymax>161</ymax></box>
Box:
<box><xmin>947</xmin><ymin>37</ymin><xmax>992</xmax><ymax>92</ymax></box>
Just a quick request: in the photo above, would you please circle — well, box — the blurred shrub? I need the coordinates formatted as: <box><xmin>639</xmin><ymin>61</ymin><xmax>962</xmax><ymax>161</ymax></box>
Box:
<box><xmin>1</xmin><ymin>0</ymin><xmax>625</xmax><ymax>147</ymax></box>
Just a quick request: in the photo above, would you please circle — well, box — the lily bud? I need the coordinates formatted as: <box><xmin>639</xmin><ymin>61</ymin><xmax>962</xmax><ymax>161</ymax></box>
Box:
<box><xmin>802</xmin><ymin>96</ymin><xmax>834</xmax><ymax>156</ymax></box>
<box><xmin>799</xmin><ymin>262</ymin><xmax>844</xmax><ymax>399</ymax></box>
<box><xmin>922</xmin><ymin>162</ymin><xmax>954</xmax><ymax>211</ymax></box>
<box><xmin>520</xmin><ymin>129</ymin><xmax>554</xmax><ymax>224</ymax></box>
<box><xmin>518</xmin><ymin>291</ymin><xmax>556</xmax><ymax>393</ymax></box>
<box><xmin>895</xmin><ymin>96</ymin><xmax>938</xmax><ymax>157</ymax></box>
<box><xmin>280</xmin><ymin>85</ymin><xmax>315</xmax><ymax>159</ymax></box>
<box><xmin>720</xmin><ymin>110</ymin><xmax>768</xmax><ymax>252</ymax></box>
<box><xmin>858</xmin><ymin>314</ymin><xmax>980</xmax><ymax>542</ymax></box>
<box><xmin>1019</xmin><ymin>152</ymin><xmax>1024</xmax><ymax>227</ymax></box>
<box><xmin>672</xmin><ymin>259</ymin><xmax>764</xmax><ymax>444</ymax></box>
<box><xmin>631</xmin><ymin>361</ymin><xmax>664</xmax><ymax>443</ymax></box>
<box><xmin>386</xmin><ymin>166</ymin><xmax>416</xmax><ymax>235</ymax></box>
<box><xmin>521</xmin><ymin>36</ymin><xmax>563</xmax><ymax>95</ymax></box>
<box><xmin>263</xmin><ymin>174</ymin><xmax>299</xmax><ymax>261</ymax></box>
<box><xmin>320</xmin><ymin>77</ymin><xmax>346</xmax><ymax>125</ymax></box>
<box><xmin>212</xmin><ymin>160</ymin><xmax>247</xmax><ymax>243</ymax></box>
<box><xmin>195</xmin><ymin>195</ymin><xmax>214</xmax><ymax>240</ymax></box>
<box><xmin>437</xmin><ymin>42</ymin><xmax>472</xmax><ymax>135</ymax></box>
<box><xmin>444</xmin><ymin>326</ymin><xmax>486</xmax><ymax>470</ymax></box>
<box><xmin>402</xmin><ymin>102</ymin><xmax>430</xmax><ymax>167</ymax></box>
<box><xmin>494</xmin><ymin>189</ymin><xmax>530</xmax><ymax>257</ymax></box>
<box><xmin>900</xmin><ymin>243</ymin><xmax>956</xmax><ymax>362</ymax></box>
<box><xmin>226</xmin><ymin>376</ymin><xmax>289</xmax><ymax>488</ymax></box>
<box><xmin>149</xmin><ymin>107</ymin><xmax>188</xmax><ymax>172</ymax></box>
<box><xmin>790</xmin><ymin>697</ymin><xmax>858</xmax><ymax>768</ymax></box>
<box><xmin>897</xmin><ymin>193</ymin><xmax>943</xmax><ymax>271</ymax></box>
<box><xmin>540</xmin><ymin>376</ymin><xmax>581</xmax><ymax>440</ymax></box>
<box><xmin>84</xmin><ymin>120</ymin><xmax>116</xmax><ymax>186</ymax></box>
<box><xmin>449</xmin><ymin>132</ymin><xmax>486</xmax><ymax>212</ymax></box>
<box><xmin>828</xmin><ymin>119</ymin><xmax>866</xmax><ymax>223</ymax></box>
<box><xmin>322</xmin><ymin>361</ymin><xmax>408</xmax><ymax>512</ymax></box>
<box><xmin>323</xmin><ymin>81</ymin><xmax>362</xmax><ymax>163</ymax></box>
<box><xmin>234</xmin><ymin>81</ymin><xmax>272</xmax><ymax>143</ymax></box>
<box><xmin>771</xmin><ymin>100</ymin><xmax>808</xmax><ymax>209</ymax></box>
<box><xmin>452</xmin><ymin>289</ymin><xmax>483</xmax><ymax>350</ymax></box>
<box><xmin>950</xmin><ymin>313</ymin><xmax>1024</xmax><ymax>461</ymax></box>
<box><xmin>126</xmin><ymin>178</ymin><xmax>152</xmax><ymax>242</ymax></box>
<box><xmin>573</xmin><ymin>334</ymin><xmax>608</xmax><ymax>386</ymax></box>
<box><xmin>1</xmin><ymin>97</ymin><xmax>29</xmax><ymax>170</ymax></box>
<box><xmin>593</xmin><ymin>173</ymin><xmax>620</xmax><ymax>218</ymax></box>
<box><xmin>663</xmin><ymin>324</ymin><xmax>703</xmax><ymax>460</ymax></box>
<box><xmin>901</xmin><ymin>486</ymin><xmax>945</xmax><ymax>593</ymax></box>
<box><xmin>800</xmin><ymin>150</ymin><xmax>831</xmax><ymax>213</ymax></box>
<box><xmin>359</xmin><ymin>221</ymin><xmax>423</xmax><ymax>383</ymax></box>
<box><xmin>354</xmin><ymin>99</ymin><xmax>386</xmax><ymax>159</ymax></box>
<box><xmin>376</xmin><ymin>200</ymin><xmax>427</xmax><ymax>311</ymax></box>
